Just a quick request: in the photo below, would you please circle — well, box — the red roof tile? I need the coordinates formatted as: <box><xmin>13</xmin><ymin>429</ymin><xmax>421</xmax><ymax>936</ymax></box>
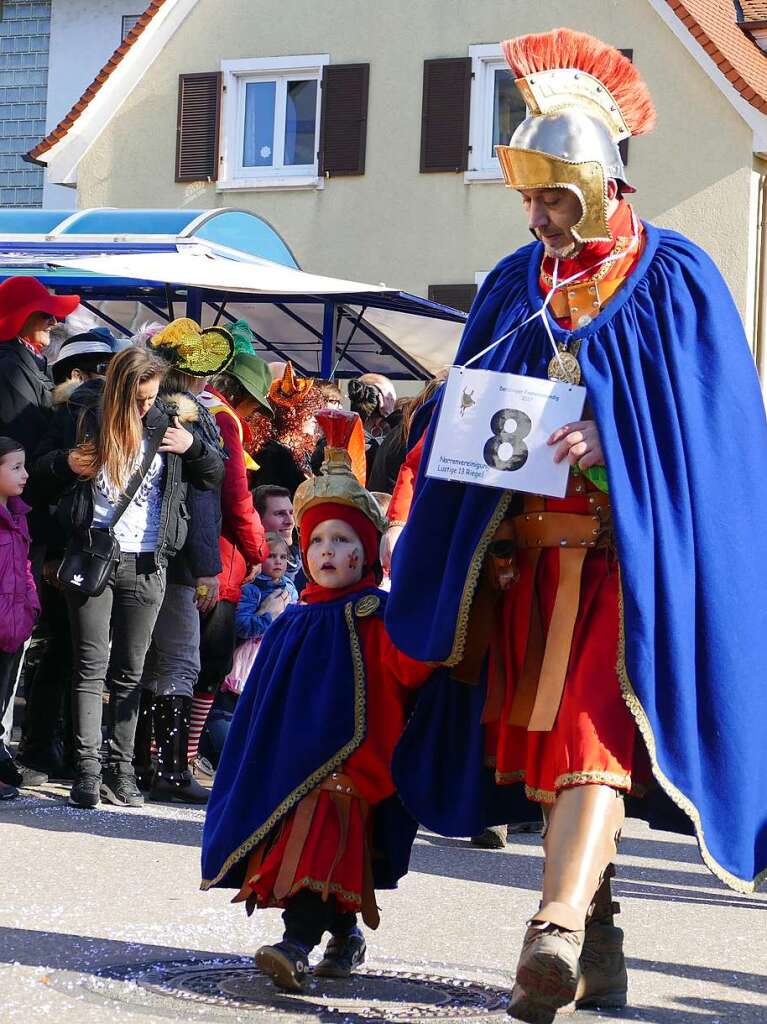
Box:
<box><xmin>739</xmin><ymin>1</ymin><xmax>767</xmax><ymax>22</ymax></box>
<box><xmin>664</xmin><ymin>0</ymin><xmax>767</xmax><ymax>112</ymax></box>
<box><xmin>26</xmin><ymin>1</ymin><xmax>171</xmax><ymax>162</ymax></box>
<box><xmin>26</xmin><ymin>0</ymin><xmax>767</xmax><ymax>167</ymax></box>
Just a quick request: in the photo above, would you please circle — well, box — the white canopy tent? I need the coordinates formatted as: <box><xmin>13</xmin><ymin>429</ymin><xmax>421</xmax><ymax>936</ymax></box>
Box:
<box><xmin>0</xmin><ymin>208</ymin><xmax>467</xmax><ymax>380</ymax></box>
<box><xmin>48</xmin><ymin>248</ymin><xmax>466</xmax><ymax>379</ymax></box>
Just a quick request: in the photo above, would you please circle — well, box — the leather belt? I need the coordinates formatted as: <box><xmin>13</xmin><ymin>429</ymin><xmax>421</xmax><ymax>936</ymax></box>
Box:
<box><xmin>455</xmin><ymin>485</ymin><xmax>613</xmax><ymax>734</ymax></box>
<box><xmin>509</xmin><ymin>494</ymin><xmax>612</xmax><ymax>731</ymax></box>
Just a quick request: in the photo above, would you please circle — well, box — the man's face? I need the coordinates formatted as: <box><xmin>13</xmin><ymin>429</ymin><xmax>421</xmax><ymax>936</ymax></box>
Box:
<box><xmin>519</xmin><ymin>188</ymin><xmax>584</xmax><ymax>258</ymax></box>
<box><xmin>19</xmin><ymin>311</ymin><xmax>57</xmax><ymax>350</ymax></box>
<box><xmin>261</xmin><ymin>496</ymin><xmax>295</xmax><ymax>542</ymax></box>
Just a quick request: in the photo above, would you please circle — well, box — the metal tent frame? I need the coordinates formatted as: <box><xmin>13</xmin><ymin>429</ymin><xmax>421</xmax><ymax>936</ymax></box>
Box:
<box><xmin>0</xmin><ymin>208</ymin><xmax>466</xmax><ymax>379</ymax></box>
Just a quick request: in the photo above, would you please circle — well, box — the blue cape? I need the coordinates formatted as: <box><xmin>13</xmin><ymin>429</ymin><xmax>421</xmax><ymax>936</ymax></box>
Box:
<box><xmin>201</xmin><ymin>588</ymin><xmax>417</xmax><ymax>891</ymax></box>
<box><xmin>387</xmin><ymin>224</ymin><xmax>767</xmax><ymax>892</ymax></box>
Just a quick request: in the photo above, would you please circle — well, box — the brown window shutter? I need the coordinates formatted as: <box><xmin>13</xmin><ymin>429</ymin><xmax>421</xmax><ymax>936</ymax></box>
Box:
<box><xmin>428</xmin><ymin>284</ymin><xmax>477</xmax><ymax>313</ymax></box>
<box><xmin>175</xmin><ymin>72</ymin><xmax>222</xmax><ymax>182</ymax></box>
<box><xmin>319</xmin><ymin>63</ymin><xmax>370</xmax><ymax>176</ymax></box>
<box><xmin>618</xmin><ymin>49</ymin><xmax>633</xmax><ymax>167</ymax></box>
<box><xmin>420</xmin><ymin>58</ymin><xmax>472</xmax><ymax>173</ymax></box>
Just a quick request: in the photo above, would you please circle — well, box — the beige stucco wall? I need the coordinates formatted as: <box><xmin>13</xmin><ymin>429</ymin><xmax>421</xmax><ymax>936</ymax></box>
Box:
<box><xmin>76</xmin><ymin>0</ymin><xmax>756</xmax><ymax>315</ymax></box>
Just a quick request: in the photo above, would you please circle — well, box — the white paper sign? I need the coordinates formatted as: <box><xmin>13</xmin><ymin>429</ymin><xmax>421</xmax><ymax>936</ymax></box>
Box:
<box><xmin>425</xmin><ymin>366</ymin><xmax>586</xmax><ymax>498</ymax></box>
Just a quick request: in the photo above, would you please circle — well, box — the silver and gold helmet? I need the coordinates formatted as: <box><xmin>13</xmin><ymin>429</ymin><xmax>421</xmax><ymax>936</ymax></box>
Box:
<box><xmin>496</xmin><ymin>30</ymin><xmax>656</xmax><ymax>243</ymax></box>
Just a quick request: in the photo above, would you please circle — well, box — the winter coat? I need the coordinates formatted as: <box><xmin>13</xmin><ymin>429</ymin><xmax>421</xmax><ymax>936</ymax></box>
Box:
<box><xmin>367</xmin><ymin>412</ymin><xmax>406</xmax><ymax>495</ymax></box>
<box><xmin>199</xmin><ymin>389</ymin><xmax>267</xmax><ymax>603</ymax></box>
<box><xmin>0</xmin><ymin>339</ymin><xmax>53</xmax><ymax>454</ymax></box>
<box><xmin>27</xmin><ymin>383</ymin><xmax>224</xmax><ymax>569</ymax></box>
<box><xmin>0</xmin><ymin>496</ymin><xmax>40</xmax><ymax>653</ymax></box>
<box><xmin>234</xmin><ymin>573</ymin><xmax>299</xmax><ymax>640</ymax></box>
<box><xmin>28</xmin><ymin>378</ymin><xmax>101</xmax><ymax>556</ymax></box>
<box><xmin>250</xmin><ymin>439</ymin><xmax>311</xmax><ymax>497</ymax></box>
<box><xmin>162</xmin><ymin>394</ymin><xmax>223</xmax><ymax>588</ymax></box>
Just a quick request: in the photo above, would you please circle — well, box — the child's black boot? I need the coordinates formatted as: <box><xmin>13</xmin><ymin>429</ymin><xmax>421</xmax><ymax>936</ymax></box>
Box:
<box><xmin>314</xmin><ymin>926</ymin><xmax>366</xmax><ymax>978</ymax></box>
<box><xmin>255</xmin><ymin>941</ymin><xmax>311</xmax><ymax>991</ymax></box>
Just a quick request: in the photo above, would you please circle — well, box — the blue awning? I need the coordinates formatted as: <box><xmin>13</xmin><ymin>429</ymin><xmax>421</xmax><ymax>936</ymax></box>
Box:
<box><xmin>0</xmin><ymin>208</ymin><xmax>464</xmax><ymax>378</ymax></box>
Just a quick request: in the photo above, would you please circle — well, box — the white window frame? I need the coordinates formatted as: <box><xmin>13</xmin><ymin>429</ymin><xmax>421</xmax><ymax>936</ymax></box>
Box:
<box><xmin>218</xmin><ymin>54</ymin><xmax>329</xmax><ymax>192</ymax></box>
<box><xmin>465</xmin><ymin>43</ymin><xmax>525</xmax><ymax>184</ymax></box>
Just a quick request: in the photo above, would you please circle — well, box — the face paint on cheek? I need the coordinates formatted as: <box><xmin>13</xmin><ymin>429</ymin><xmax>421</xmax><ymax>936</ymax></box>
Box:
<box><xmin>348</xmin><ymin>548</ymin><xmax>361</xmax><ymax>571</ymax></box>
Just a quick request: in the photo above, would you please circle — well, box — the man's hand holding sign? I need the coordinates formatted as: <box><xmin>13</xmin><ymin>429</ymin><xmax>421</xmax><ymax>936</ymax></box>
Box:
<box><xmin>548</xmin><ymin>419</ymin><xmax>604</xmax><ymax>470</ymax></box>
<box><xmin>425</xmin><ymin>367</ymin><xmax>589</xmax><ymax>498</ymax></box>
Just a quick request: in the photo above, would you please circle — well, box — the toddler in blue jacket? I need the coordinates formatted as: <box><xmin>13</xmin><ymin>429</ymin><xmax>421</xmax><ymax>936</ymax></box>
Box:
<box><xmin>205</xmin><ymin>533</ymin><xmax>298</xmax><ymax>763</ymax></box>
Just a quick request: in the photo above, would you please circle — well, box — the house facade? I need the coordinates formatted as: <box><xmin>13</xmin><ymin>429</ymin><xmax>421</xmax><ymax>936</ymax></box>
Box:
<box><xmin>26</xmin><ymin>0</ymin><xmax>767</xmax><ymax>381</ymax></box>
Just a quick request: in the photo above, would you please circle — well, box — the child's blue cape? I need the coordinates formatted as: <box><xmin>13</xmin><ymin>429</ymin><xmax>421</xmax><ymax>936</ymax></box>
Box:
<box><xmin>201</xmin><ymin>588</ymin><xmax>416</xmax><ymax>891</ymax></box>
<box><xmin>387</xmin><ymin>225</ymin><xmax>767</xmax><ymax>892</ymax></box>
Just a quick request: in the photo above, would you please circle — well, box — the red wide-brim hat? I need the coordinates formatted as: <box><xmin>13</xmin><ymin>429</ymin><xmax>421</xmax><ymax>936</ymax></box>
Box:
<box><xmin>0</xmin><ymin>277</ymin><xmax>80</xmax><ymax>341</ymax></box>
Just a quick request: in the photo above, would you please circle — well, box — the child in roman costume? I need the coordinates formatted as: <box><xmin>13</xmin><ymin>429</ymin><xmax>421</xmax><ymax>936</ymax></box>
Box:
<box><xmin>201</xmin><ymin>409</ymin><xmax>431</xmax><ymax>991</ymax></box>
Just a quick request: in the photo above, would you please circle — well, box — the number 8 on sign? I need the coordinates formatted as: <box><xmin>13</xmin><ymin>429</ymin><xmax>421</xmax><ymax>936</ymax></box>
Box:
<box><xmin>483</xmin><ymin>408</ymin><xmax>532</xmax><ymax>471</ymax></box>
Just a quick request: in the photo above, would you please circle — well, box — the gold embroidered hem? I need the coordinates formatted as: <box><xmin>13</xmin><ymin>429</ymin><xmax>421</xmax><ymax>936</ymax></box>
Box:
<box><xmin>495</xmin><ymin>767</ymin><xmax>635</xmax><ymax>805</ymax></box>
<box><xmin>287</xmin><ymin>876</ymin><xmax>363</xmax><ymax>907</ymax></box>
<box><xmin>200</xmin><ymin>601</ymin><xmax>367</xmax><ymax>891</ymax></box>
<box><xmin>616</xmin><ymin>585</ymin><xmax>767</xmax><ymax>894</ymax></box>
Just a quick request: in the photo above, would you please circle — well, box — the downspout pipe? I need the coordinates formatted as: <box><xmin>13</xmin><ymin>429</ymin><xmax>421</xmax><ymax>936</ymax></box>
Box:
<box><xmin>755</xmin><ymin>174</ymin><xmax>767</xmax><ymax>402</ymax></box>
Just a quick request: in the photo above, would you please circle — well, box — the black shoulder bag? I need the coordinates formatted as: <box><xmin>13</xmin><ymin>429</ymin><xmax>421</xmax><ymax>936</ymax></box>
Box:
<box><xmin>57</xmin><ymin>429</ymin><xmax>165</xmax><ymax>598</ymax></box>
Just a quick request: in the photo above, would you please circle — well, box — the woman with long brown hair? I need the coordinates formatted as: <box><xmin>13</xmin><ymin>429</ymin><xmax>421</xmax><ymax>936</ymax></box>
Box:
<box><xmin>30</xmin><ymin>347</ymin><xmax>224</xmax><ymax>809</ymax></box>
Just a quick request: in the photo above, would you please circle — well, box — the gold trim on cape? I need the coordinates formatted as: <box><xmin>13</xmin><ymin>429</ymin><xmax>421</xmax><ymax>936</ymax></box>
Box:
<box><xmin>201</xmin><ymin>601</ymin><xmax>367</xmax><ymax>890</ymax></box>
<box><xmin>445</xmin><ymin>491</ymin><xmax>513</xmax><ymax>667</ymax></box>
<box><xmin>616</xmin><ymin>584</ymin><xmax>767</xmax><ymax>894</ymax></box>
<box><xmin>495</xmin><ymin>769</ymin><xmax>633</xmax><ymax>804</ymax></box>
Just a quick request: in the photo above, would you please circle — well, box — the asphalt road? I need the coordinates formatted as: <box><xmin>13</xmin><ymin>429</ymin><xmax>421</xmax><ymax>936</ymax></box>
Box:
<box><xmin>0</xmin><ymin>783</ymin><xmax>765</xmax><ymax>1023</ymax></box>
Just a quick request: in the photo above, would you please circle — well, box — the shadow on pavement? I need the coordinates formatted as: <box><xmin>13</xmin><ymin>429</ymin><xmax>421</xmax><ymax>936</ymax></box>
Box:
<box><xmin>410</xmin><ymin>842</ymin><xmax>766</xmax><ymax>911</ymax></box>
<box><xmin>0</xmin><ymin>925</ymin><xmax>222</xmax><ymax>970</ymax></box>
<box><xmin>0</xmin><ymin>795</ymin><xmax>203</xmax><ymax>846</ymax></box>
<box><xmin>614</xmin><ymin>881</ymin><xmax>767</xmax><ymax>912</ymax></box>
<box><xmin>601</xmin><ymin>998</ymin><xmax>767</xmax><ymax>1022</ymax></box>
<box><xmin>618</xmin><ymin>835</ymin><xmax>703</xmax><ymax>864</ymax></box>
<box><xmin>626</xmin><ymin>957</ymin><xmax>767</xmax><ymax>996</ymax></box>
<box><xmin>3</xmin><ymin>927</ymin><xmax>765</xmax><ymax>1024</ymax></box>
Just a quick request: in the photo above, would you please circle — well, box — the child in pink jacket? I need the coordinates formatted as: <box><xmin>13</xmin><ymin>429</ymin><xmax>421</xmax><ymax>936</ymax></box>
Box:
<box><xmin>0</xmin><ymin>437</ymin><xmax>40</xmax><ymax>799</ymax></box>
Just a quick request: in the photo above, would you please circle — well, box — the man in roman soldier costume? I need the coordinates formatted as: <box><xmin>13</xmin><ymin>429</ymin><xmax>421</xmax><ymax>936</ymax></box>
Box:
<box><xmin>383</xmin><ymin>29</ymin><xmax>767</xmax><ymax>1023</ymax></box>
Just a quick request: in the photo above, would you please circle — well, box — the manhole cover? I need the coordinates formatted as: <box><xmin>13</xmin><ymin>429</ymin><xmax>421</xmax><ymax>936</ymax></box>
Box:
<box><xmin>74</xmin><ymin>956</ymin><xmax>513</xmax><ymax>1021</ymax></box>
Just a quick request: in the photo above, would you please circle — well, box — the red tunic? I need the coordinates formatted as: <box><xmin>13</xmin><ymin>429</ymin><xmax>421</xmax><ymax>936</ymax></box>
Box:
<box><xmin>235</xmin><ymin>591</ymin><xmax>431</xmax><ymax>922</ymax></box>
<box><xmin>484</xmin><ymin>480</ymin><xmax>648</xmax><ymax>801</ymax></box>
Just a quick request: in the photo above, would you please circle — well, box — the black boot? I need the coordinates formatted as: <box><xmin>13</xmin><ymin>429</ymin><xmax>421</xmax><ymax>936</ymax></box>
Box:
<box><xmin>150</xmin><ymin>696</ymin><xmax>209</xmax><ymax>805</ymax></box>
<box><xmin>133</xmin><ymin>689</ymin><xmax>155</xmax><ymax>792</ymax></box>
<box><xmin>255</xmin><ymin>941</ymin><xmax>310</xmax><ymax>991</ymax></box>
<box><xmin>314</xmin><ymin>927</ymin><xmax>366</xmax><ymax>978</ymax></box>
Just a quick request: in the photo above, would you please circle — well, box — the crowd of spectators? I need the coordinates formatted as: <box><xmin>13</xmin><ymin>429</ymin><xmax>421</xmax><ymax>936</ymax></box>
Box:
<box><xmin>0</xmin><ymin>277</ymin><xmax>415</xmax><ymax>808</ymax></box>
